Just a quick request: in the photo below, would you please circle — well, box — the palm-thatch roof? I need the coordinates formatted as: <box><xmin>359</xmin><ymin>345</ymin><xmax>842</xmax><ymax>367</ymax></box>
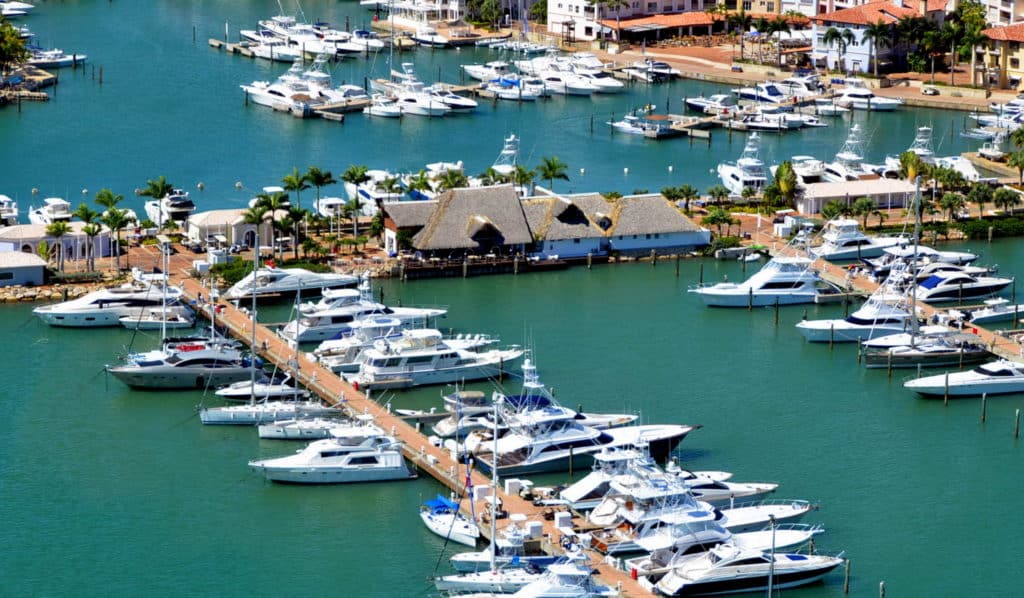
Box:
<box><xmin>382</xmin><ymin>200</ymin><xmax>437</xmax><ymax>229</ymax></box>
<box><xmin>412</xmin><ymin>185</ymin><xmax>532</xmax><ymax>251</ymax></box>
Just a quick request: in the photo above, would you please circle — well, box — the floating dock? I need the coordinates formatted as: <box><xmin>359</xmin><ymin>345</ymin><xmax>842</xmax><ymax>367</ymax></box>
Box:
<box><xmin>179</xmin><ymin>276</ymin><xmax>643</xmax><ymax>596</ymax></box>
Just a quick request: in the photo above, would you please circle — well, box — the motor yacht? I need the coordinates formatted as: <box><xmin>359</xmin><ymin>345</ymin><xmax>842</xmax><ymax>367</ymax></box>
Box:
<box><xmin>34</xmin><ymin>269</ymin><xmax>183</xmax><ymax>327</ymax></box>
<box><xmin>536</xmin><ymin>70</ymin><xmax>595</xmax><ymax>95</ymax></box>
<box><xmin>904</xmin><ymin>359</ymin><xmax>1024</xmax><ymax>397</ymax></box>
<box><xmin>213</xmin><ymin>371</ymin><xmax>309</xmax><ymax>401</ymax></box>
<box><xmin>623</xmin><ymin>59</ymin><xmax>678</xmax><ymax>82</ymax></box>
<box><xmin>26</xmin><ymin>48</ymin><xmax>87</xmax><ymax>69</ymax></box>
<box><xmin>393</xmin><ymin>88</ymin><xmax>450</xmax><ymax>116</ymax></box>
<box><xmin>251</xmin><ymin>37</ymin><xmax>303</xmax><ymax>62</ymax></box>
<box><xmin>913</xmin><ymin>271</ymin><xmax>1012</xmax><ymax>303</ymax></box>
<box><xmin>106</xmin><ymin>337</ymin><xmax>252</xmax><ymax>390</ymax></box>
<box><xmin>249</xmin><ymin>430</ymin><xmax>415</xmax><ymax>484</ymax></box>
<box><xmin>362</xmin><ymin>95</ymin><xmax>403</xmax><ymax>118</ymax></box>
<box><xmin>449</xmin><ymin>516</ymin><xmax>561</xmax><ymax>573</ymax></box>
<box><xmin>717</xmin><ymin>132</ymin><xmax>768</xmax><ymax>195</ymax></box>
<box><xmin>834</xmin><ymin>79</ymin><xmax>901</xmax><ymax>110</ymax></box>
<box><xmin>462</xmin><ymin>60</ymin><xmax>512</xmax><ymax>81</ymax></box>
<box><xmin>569</xmin><ymin>66</ymin><xmax>624</xmax><ymax>93</ymax></box>
<box><xmin>200</xmin><ymin>395</ymin><xmax>341</xmax><ymax>424</ymax></box>
<box><xmin>118</xmin><ymin>305</ymin><xmax>195</xmax><ymax>330</ymax></box>
<box><xmin>142</xmin><ymin>188</ymin><xmax>195</xmax><ymax>227</ymax></box>
<box><xmin>425</xmin><ymin>84</ymin><xmax>478</xmax><ymax>112</ymax></box>
<box><xmin>808</xmin><ymin>218</ymin><xmax>906</xmax><ymax>261</ymax></box>
<box><xmin>608</xmin><ymin>113</ymin><xmax>674</xmax><ymax>137</ymax></box>
<box><xmin>689</xmin><ymin>256</ymin><xmax>841</xmax><ymax>307</ymax></box>
<box><xmin>343</xmin><ymin>329</ymin><xmax>524</xmax><ymax>390</ymax></box>
<box><xmin>343</xmin><ymin>168</ymin><xmax>404</xmax><ymax>204</ymax></box>
<box><xmin>350</xmin><ymin>29</ymin><xmax>385</xmax><ymax>52</ymax></box>
<box><xmin>989</xmin><ymin>96</ymin><xmax>1024</xmax><ymax>114</ymax></box>
<box><xmin>685</xmin><ymin>93</ymin><xmax>737</xmax><ymax>115</ymax></box>
<box><xmin>796</xmin><ymin>291</ymin><xmax>918</xmax><ymax>343</ymax></box>
<box><xmin>223</xmin><ymin>266</ymin><xmax>358</xmax><ymax>301</ymax></box>
<box><xmin>787</xmin><ymin>155</ymin><xmax>826</xmax><ymax>185</ymax></box>
<box><xmin>256</xmin><ymin>416</ymin><xmax>349</xmax><ymax>440</ymax></box>
<box><xmin>0</xmin><ymin>194</ymin><xmax>18</xmax><ymax>225</ymax></box>
<box><xmin>732</xmin><ymin>81</ymin><xmax>787</xmax><ymax>104</ymax></box>
<box><xmin>481</xmin><ymin>76</ymin><xmax>542</xmax><ymax>101</ymax></box>
<box><xmin>652</xmin><ymin>543</ymin><xmax>844</xmax><ymax>596</ymax></box>
<box><xmin>862</xmin><ymin>244</ymin><xmax>979</xmax><ymax>280</ymax></box>
<box><xmin>28</xmin><ymin>197</ymin><xmax>72</xmax><ymax>225</ymax></box>
<box><xmin>411</xmin><ymin>26</ymin><xmax>450</xmax><ymax>47</ymax></box>
<box><xmin>420</xmin><ymin>494</ymin><xmax>480</xmax><ymax>546</ymax></box>
<box><xmin>821</xmin><ymin>124</ymin><xmax>881</xmax><ymax>182</ymax></box>
<box><xmin>861</xmin><ymin>334</ymin><xmax>991</xmax><ymax>369</ymax></box>
<box><xmin>776</xmin><ymin>74</ymin><xmax>822</xmax><ymax>98</ymax></box>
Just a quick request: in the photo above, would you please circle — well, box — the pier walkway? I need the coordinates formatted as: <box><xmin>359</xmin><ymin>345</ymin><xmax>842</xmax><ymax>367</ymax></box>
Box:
<box><xmin>178</xmin><ymin>277</ymin><xmax>643</xmax><ymax>596</ymax></box>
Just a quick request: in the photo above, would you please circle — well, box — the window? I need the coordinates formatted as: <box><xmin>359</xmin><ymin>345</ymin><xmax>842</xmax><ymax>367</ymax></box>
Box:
<box><xmin>0</xmin><ymin>272</ymin><xmax>12</xmax><ymax>280</ymax></box>
<box><xmin>1012</xmin><ymin>58</ymin><xmax>1020</xmax><ymax>69</ymax></box>
<box><xmin>348</xmin><ymin>456</ymin><xmax>379</xmax><ymax>465</ymax></box>
<box><xmin>584</xmin><ymin>26</ymin><xmax>593</xmax><ymax>36</ymax></box>
<box><xmin>647</xmin><ymin>1</ymin><xmax>658</xmax><ymax>10</ymax></box>
<box><xmin>766</xmin><ymin>1</ymin><xmax>774</xmax><ymax>10</ymax></box>
<box><xmin>1012</xmin><ymin>42</ymin><xmax>1020</xmax><ymax>51</ymax></box>
<box><xmin>573</xmin><ymin>238</ymin><xmax>581</xmax><ymax>244</ymax></box>
<box><xmin>742</xmin><ymin>1</ymin><xmax>751</xmax><ymax>9</ymax></box>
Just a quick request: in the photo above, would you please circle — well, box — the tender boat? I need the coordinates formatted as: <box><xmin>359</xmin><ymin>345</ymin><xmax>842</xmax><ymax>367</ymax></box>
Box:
<box><xmin>978</xmin><ymin>141</ymin><xmax>1006</xmax><ymax>161</ymax></box>
<box><xmin>652</xmin><ymin>543</ymin><xmax>844</xmax><ymax>596</ymax></box>
<box><xmin>904</xmin><ymin>360</ymin><xmax>1024</xmax><ymax>397</ymax></box>
<box><xmin>420</xmin><ymin>494</ymin><xmax>480</xmax><ymax>546</ymax></box>
<box><xmin>343</xmin><ymin>329</ymin><xmax>524</xmax><ymax>390</ymax></box>
<box><xmin>213</xmin><ymin>371</ymin><xmax>309</xmax><ymax>401</ymax></box>
<box><xmin>685</xmin><ymin>93</ymin><xmax>737</xmax><ymax>114</ymax></box>
<box><xmin>536</xmin><ymin>70</ymin><xmax>595</xmax><ymax>96</ymax></box>
<box><xmin>223</xmin><ymin>266</ymin><xmax>358</xmax><ymax>301</ymax></box>
<box><xmin>689</xmin><ymin>256</ymin><xmax>841</xmax><ymax>307</ymax></box>
<box><xmin>249</xmin><ymin>430</ymin><xmax>415</xmax><ymax>484</ymax></box>
<box><xmin>426</xmin><ymin>84</ymin><xmax>478</xmax><ymax>112</ymax></box>
<box><xmin>34</xmin><ymin>270</ymin><xmax>183</xmax><ymax>327</ymax></box>
<box><xmin>608</xmin><ymin>112</ymin><xmax>674</xmax><ymax>138</ymax></box>
<box><xmin>362</xmin><ymin>94</ymin><xmax>402</xmax><ymax>117</ymax></box>
<box><xmin>717</xmin><ymin>132</ymin><xmax>768</xmax><ymax>195</ymax></box>
<box><xmin>27</xmin><ymin>197</ymin><xmax>72</xmax><ymax>225</ymax></box>
<box><xmin>861</xmin><ymin>334</ymin><xmax>991</xmax><ymax>369</ymax></box>
<box><xmin>26</xmin><ymin>48</ymin><xmax>87</xmax><ymax>69</ymax></box>
<box><xmin>481</xmin><ymin>76</ymin><xmax>542</xmax><ymax>101</ymax></box>
<box><xmin>732</xmin><ymin>81</ymin><xmax>787</xmax><ymax>104</ymax></box>
<box><xmin>462</xmin><ymin>60</ymin><xmax>512</xmax><ymax>81</ymax></box>
<box><xmin>808</xmin><ymin>218</ymin><xmax>906</xmax><ymax>261</ymax></box>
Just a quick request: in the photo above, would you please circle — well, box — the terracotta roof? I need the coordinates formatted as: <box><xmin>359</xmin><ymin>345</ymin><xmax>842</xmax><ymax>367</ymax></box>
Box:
<box><xmin>983</xmin><ymin>22</ymin><xmax>1024</xmax><ymax>43</ymax></box>
<box><xmin>600</xmin><ymin>12</ymin><xmax>807</xmax><ymax>31</ymax></box>
<box><xmin>812</xmin><ymin>0</ymin><xmax>920</xmax><ymax>26</ymax></box>
<box><xmin>926</xmin><ymin>0</ymin><xmax>949</xmax><ymax>12</ymax></box>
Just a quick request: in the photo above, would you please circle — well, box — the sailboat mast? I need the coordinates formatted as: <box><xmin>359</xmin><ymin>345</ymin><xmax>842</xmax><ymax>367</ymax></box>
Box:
<box><xmin>160</xmin><ymin>238</ymin><xmax>168</xmax><ymax>342</ymax></box>
<box><xmin>489</xmin><ymin>395</ymin><xmax>501</xmax><ymax>573</ymax></box>
<box><xmin>911</xmin><ymin>176</ymin><xmax>921</xmax><ymax>343</ymax></box>
<box><xmin>293</xmin><ymin>282</ymin><xmax>301</xmax><ymax>402</ymax></box>
<box><xmin>249</xmin><ymin>232</ymin><xmax>260</xmax><ymax>406</ymax></box>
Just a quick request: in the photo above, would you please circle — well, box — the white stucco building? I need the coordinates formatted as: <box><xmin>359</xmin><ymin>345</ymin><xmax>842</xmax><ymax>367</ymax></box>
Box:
<box><xmin>811</xmin><ymin>0</ymin><xmax>920</xmax><ymax>73</ymax></box>
<box><xmin>0</xmin><ymin>222</ymin><xmax>112</xmax><ymax>263</ymax></box>
<box><xmin>186</xmin><ymin>209</ymin><xmax>277</xmax><ymax>249</ymax></box>
<box><xmin>0</xmin><ymin>251</ymin><xmax>47</xmax><ymax>287</ymax></box>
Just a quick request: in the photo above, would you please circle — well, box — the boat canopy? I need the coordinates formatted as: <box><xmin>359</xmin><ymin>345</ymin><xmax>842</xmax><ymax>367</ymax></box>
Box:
<box><xmin>424</xmin><ymin>494</ymin><xmax>460</xmax><ymax>512</ymax></box>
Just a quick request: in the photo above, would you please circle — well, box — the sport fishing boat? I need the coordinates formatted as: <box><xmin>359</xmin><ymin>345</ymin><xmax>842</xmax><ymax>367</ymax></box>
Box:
<box><xmin>27</xmin><ymin>197</ymin><xmax>72</xmax><ymax>225</ymax></box>
<box><xmin>965</xmin><ymin>298</ymin><xmax>1024</xmax><ymax>325</ymax></box>
<box><xmin>685</xmin><ymin>93</ymin><xmax>736</xmax><ymax>114</ymax></box>
<box><xmin>142</xmin><ymin>188</ymin><xmax>195</xmax><ymax>227</ymax></box>
<box><xmin>717</xmin><ymin>132</ymin><xmax>768</xmax><ymax>195</ymax></box>
<box><xmin>834</xmin><ymin>79</ymin><xmax>901</xmax><ymax>111</ymax></box>
<box><xmin>689</xmin><ymin>256</ymin><xmax>842</xmax><ymax>307</ymax></box>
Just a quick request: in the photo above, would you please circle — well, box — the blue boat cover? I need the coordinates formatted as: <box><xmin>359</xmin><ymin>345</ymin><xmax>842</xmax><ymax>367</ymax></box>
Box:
<box><xmin>424</xmin><ymin>494</ymin><xmax>459</xmax><ymax>512</ymax></box>
<box><xmin>920</xmin><ymin>275</ymin><xmax>943</xmax><ymax>289</ymax></box>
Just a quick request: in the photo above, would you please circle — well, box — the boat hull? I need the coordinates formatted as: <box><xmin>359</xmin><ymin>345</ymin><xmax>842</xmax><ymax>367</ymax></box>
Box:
<box><xmin>107</xmin><ymin>366</ymin><xmax>251</xmax><ymax>390</ymax></box>
<box><xmin>904</xmin><ymin>377</ymin><xmax>1024</xmax><ymax>397</ymax></box>
<box><xmin>692</xmin><ymin>289</ymin><xmax>821</xmax><ymax>307</ymax></box>
<box><xmin>252</xmin><ymin>464</ymin><xmax>416</xmax><ymax>484</ymax></box>
<box><xmin>796</xmin><ymin>320</ymin><xmax>910</xmax><ymax>343</ymax></box>
<box><xmin>200</xmin><ymin>404</ymin><xmax>338</xmax><ymax>425</ymax></box>
<box><xmin>657</xmin><ymin>560</ymin><xmax>842</xmax><ymax>596</ymax></box>
<box><xmin>36</xmin><ymin>308</ymin><xmax>151</xmax><ymax>327</ymax></box>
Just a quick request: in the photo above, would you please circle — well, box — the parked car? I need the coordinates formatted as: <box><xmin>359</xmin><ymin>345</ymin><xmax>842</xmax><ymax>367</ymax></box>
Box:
<box><xmin>921</xmin><ymin>86</ymin><xmax>939</xmax><ymax>96</ymax></box>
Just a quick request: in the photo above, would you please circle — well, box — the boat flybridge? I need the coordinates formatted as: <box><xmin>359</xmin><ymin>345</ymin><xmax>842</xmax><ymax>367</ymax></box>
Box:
<box><xmin>717</xmin><ymin>132</ymin><xmax>768</xmax><ymax>195</ymax></box>
<box><xmin>808</xmin><ymin>218</ymin><xmax>906</xmax><ymax>261</ymax></box>
<box><xmin>142</xmin><ymin>188</ymin><xmax>195</xmax><ymax>227</ymax></box>
<box><xmin>0</xmin><ymin>194</ymin><xmax>17</xmax><ymax>225</ymax></box>
<box><xmin>28</xmin><ymin>197</ymin><xmax>71</xmax><ymax>225</ymax></box>
<box><xmin>822</xmin><ymin>124</ymin><xmax>880</xmax><ymax>182</ymax></box>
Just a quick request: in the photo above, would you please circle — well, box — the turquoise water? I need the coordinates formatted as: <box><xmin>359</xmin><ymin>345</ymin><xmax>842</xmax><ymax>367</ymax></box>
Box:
<box><xmin>4</xmin><ymin>2</ymin><xmax>1024</xmax><ymax>596</ymax></box>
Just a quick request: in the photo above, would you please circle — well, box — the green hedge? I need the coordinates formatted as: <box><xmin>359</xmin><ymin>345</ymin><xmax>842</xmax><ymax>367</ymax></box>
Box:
<box><xmin>954</xmin><ymin>217</ymin><xmax>1024</xmax><ymax>239</ymax></box>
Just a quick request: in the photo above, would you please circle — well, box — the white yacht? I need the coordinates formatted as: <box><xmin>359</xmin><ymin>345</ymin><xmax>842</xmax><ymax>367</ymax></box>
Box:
<box><xmin>536</xmin><ymin>69</ymin><xmax>595</xmax><ymax>95</ymax></box>
<box><xmin>344</xmin><ymin>329</ymin><xmax>524</xmax><ymax>390</ymax></box>
<box><xmin>796</xmin><ymin>267</ymin><xmax>919</xmax><ymax>343</ymax></box>
<box><xmin>717</xmin><ymin>132</ymin><xmax>768</xmax><ymax>195</ymax></box>
<box><xmin>28</xmin><ymin>197</ymin><xmax>72</xmax><ymax>225</ymax></box>
<box><xmin>777</xmin><ymin>74</ymin><xmax>822</xmax><ymax>98</ymax></box>
<box><xmin>223</xmin><ymin>267</ymin><xmax>358</xmax><ymax>301</ymax></box>
<box><xmin>462</xmin><ymin>60</ymin><xmax>511</xmax><ymax>81</ymax></box>
<box><xmin>689</xmin><ymin>256</ymin><xmax>841</xmax><ymax>307</ymax></box>
<box><xmin>393</xmin><ymin>87</ymin><xmax>450</xmax><ymax>116</ymax></box>
<box><xmin>257</xmin><ymin>413</ymin><xmax>367</xmax><ymax>440</ymax></box>
<box><xmin>34</xmin><ymin>270</ymin><xmax>183</xmax><ymax>327</ymax></box>
<box><xmin>214</xmin><ymin>372</ymin><xmax>309</xmax><ymax>401</ymax></box>
<box><xmin>0</xmin><ymin>194</ymin><xmax>17</xmax><ymax>225</ymax></box>
<box><xmin>249</xmin><ymin>430</ymin><xmax>415</xmax><ymax>484</ymax></box>
<box><xmin>350</xmin><ymin>29</ymin><xmax>385</xmax><ymax>52</ymax></box>
<box><xmin>425</xmin><ymin>84</ymin><xmax>478</xmax><ymax>112</ymax></box>
<box><xmin>142</xmin><ymin>188</ymin><xmax>195</xmax><ymax>227</ymax></box>
<box><xmin>411</xmin><ymin>26</ymin><xmax>450</xmax><ymax>47</ymax></box>
<box><xmin>449</xmin><ymin>516</ymin><xmax>561</xmax><ymax>573</ymax></box>
<box><xmin>966</xmin><ymin>298</ymin><xmax>1024</xmax><ymax>325</ymax></box>
<box><xmin>420</xmin><ymin>494</ymin><xmax>480</xmax><ymax>546</ymax></box>
<box><xmin>251</xmin><ymin>36</ymin><xmax>303</xmax><ymax>62</ymax></box>
<box><xmin>653</xmin><ymin>543</ymin><xmax>845</xmax><ymax>596</ymax></box>
<box><xmin>622</xmin><ymin>59</ymin><xmax>679</xmax><ymax>82</ymax></box>
<box><xmin>363</xmin><ymin>95</ymin><xmax>403</xmax><ymax>118</ymax></box>
<box><xmin>834</xmin><ymin>79</ymin><xmax>902</xmax><ymax>110</ymax></box>
<box><xmin>281</xmin><ymin>281</ymin><xmax>447</xmax><ymax>343</ymax></box>
<box><xmin>732</xmin><ymin>81</ymin><xmax>787</xmax><ymax>104</ymax></box>
<box><xmin>481</xmin><ymin>76</ymin><xmax>543</xmax><ymax>101</ymax></box>
<box><xmin>318</xmin><ymin>325</ymin><xmax>494</xmax><ymax>375</ymax></box>
<box><xmin>862</xmin><ymin>244</ymin><xmax>979</xmax><ymax>280</ymax></box>
<box><xmin>685</xmin><ymin>93</ymin><xmax>737</xmax><ymax>115</ymax></box>
<box><xmin>822</xmin><ymin>124</ymin><xmax>878</xmax><ymax>182</ymax></box>
<box><xmin>904</xmin><ymin>360</ymin><xmax>1024</xmax><ymax>397</ymax></box>
<box><xmin>569</xmin><ymin>66</ymin><xmax>624</xmax><ymax>93</ymax></box>
<box><xmin>808</xmin><ymin>218</ymin><xmax>906</xmax><ymax>261</ymax></box>
<box><xmin>343</xmin><ymin>168</ymin><xmax>403</xmax><ymax>205</ymax></box>
<box><xmin>913</xmin><ymin>270</ymin><xmax>1013</xmax><ymax>303</ymax></box>
<box><xmin>118</xmin><ymin>305</ymin><xmax>195</xmax><ymax>331</ymax></box>
<box><xmin>788</xmin><ymin>155</ymin><xmax>826</xmax><ymax>185</ymax></box>
<box><xmin>106</xmin><ymin>337</ymin><xmax>252</xmax><ymax>390</ymax></box>
<box><xmin>26</xmin><ymin>48</ymin><xmax>87</xmax><ymax>69</ymax></box>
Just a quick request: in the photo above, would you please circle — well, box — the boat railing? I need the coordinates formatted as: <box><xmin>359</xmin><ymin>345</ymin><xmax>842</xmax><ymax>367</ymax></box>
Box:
<box><xmin>722</xmin><ymin>497</ymin><xmax>816</xmax><ymax>511</ymax></box>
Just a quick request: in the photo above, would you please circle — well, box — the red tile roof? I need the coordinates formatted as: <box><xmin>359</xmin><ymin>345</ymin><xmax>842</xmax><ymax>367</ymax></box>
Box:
<box><xmin>926</xmin><ymin>0</ymin><xmax>949</xmax><ymax>12</ymax></box>
<box><xmin>983</xmin><ymin>22</ymin><xmax>1024</xmax><ymax>43</ymax></box>
<box><xmin>600</xmin><ymin>11</ymin><xmax>808</xmax><ymax>31</ymax></box>
<box><xmin>812</xmin><ymin>0</ymin><xmax>920</xmax><ymax>26</ymax></box>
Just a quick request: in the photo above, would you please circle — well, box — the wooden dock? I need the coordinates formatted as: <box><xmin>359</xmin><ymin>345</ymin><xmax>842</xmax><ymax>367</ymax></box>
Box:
<box><xmin>178</xmin><ymin>276</ymin><xmax>643</xmax><ymax>596</ymax></box>
<box><xmin>208</xmin><ymin>38</ymin><xmax>255</xmax><ymax>58</ymax></box>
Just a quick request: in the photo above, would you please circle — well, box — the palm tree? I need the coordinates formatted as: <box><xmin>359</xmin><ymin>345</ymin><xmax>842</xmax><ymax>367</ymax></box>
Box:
<box><xmin>943</xmin><ymin>19</ymin><xmax>963</xmax><ymax>86</ymax></box>
<box><xmin>851</xmin><ymin>196</ymin><xmax>876</xmax><ymax>228</ymax></box>
<box><xmin>340</xmin><ymin>164</ymin><xmax>371</xmax><ymax>194</ymax></box>
<box><xmin>938</xmin><ymin>192</ymin><xmax>966</xmax><ymax>222</ymax></box>
<box><xmin>753</xmin><ymin>16</ymin><xmax>771</xmax><ymax>63</ymax></box>
<box><xmin>94</xmin><ymin>188</ymin><xmax>124</xmax><ymax>211</ymax></box>
<box><xmin>706</xmin><ymin>184</ymin><xmax>730</xmax><ymax>205</ymax></box>
<box><xmin>73</xmin><ymin>203</ymin><xmax>99</xmax><ymax>272</ymax></box>
<box><xmin>862</xmin><ymin>20</ymin><xmax>891</xmax><ymax>77</ymax></box>
<box><xmin>899</xmin><ymin>150</ymin><xmax>928</xmax><ymax>181</ymax></box>
<box><xmin>702</xmin><ymin>206</ymin><xmax>733</xmax><ymax>237</ymax></box>
<box><xmin>81</xmin><ymin>223</ymin><xmax>102</xmax><ymax>272</ymax></box>
<box><xmin>405</xmin><ymin>170</ymin><xmax>433</xmax><ymax>195</ymax></box>
<box><xmin>138</xmin><ymin>176</ymin><xmax>174</xmax><ymax>202</ymax></box>
<box><xmin>960</xmin><ymin>27</ymin><xmax>987</xmax><ymax>87</ymax></box>
<box><xmin>774</xmin><ymin>161</ymin><xmax>798</xmax><ymax>207</ymax></box>
<box><xmin>993</xmin><ymin>187</ymin><xmax>1021</xmax><ymax>214</ymax></box>
<box><xmin>254</xmin><ymin>191</ymin><xmax>290</xmax><ymax>262</ymax></box>
<box><xmin>477</xmin><ymin>167</ymin><xmax>506</xmax><ymax>186</ymax></box>
<box><xmin>287</xmin><ymin>206</ymin><xmax>309</xmax><ymax>260</ymax></box>
<box><xmin>966</xmin><ymin>183</ymin><xmax>993</xmax><ymax>219</ymax></box>
<box><xmin>282</xmin><ymin>166</ymin><xmax>311</xmax><ymax>211</ymax></box>
<box><xmin>872</xmin><ymin>209</ymin><xmax>887</xmax><ymax>228</ymax></box>
<box><xmin>1010</xmin><ymin>126</ymin><xmax>1024</xmax><ymax>150</ymax></box>
<box><xmin>740</xmin><ymin>186</ymin><xmax>757</xmax><ymax>203</ymax></box>
<box><xmin>46</xmin><ymin>221</ymin><xmax>71</xmax><ymax>273</ymax></box>
<box><xmin>510</xmin><ymin>165</ymin><xmax>536</xmax><ymax>195</ymax></box>
<box><xmin>822</xmin><ymin>27</ymin><xmax>854</xmax><ymax>72</ymax></box>
<box><xmin>101</xmin><ymin>207</ymin><xmax>131</xmax><ymax>273</ymax></box>
<box><xmin>367</xmin><ymin>212</ymin><xmax>385</xmax><ymax>243</ymax></box>
<box><xmin>729</xmin><ymin>9</ymin><xmax>753</xmax><ymax>61</ymax></box>
<box><xmin>305</xmin><ymin>166</ymin><xmax>336</xmax><ymax>210</ymax></box>
<box><xmin>536</xmin><ymin>156</ymin><xmax>569</xmax><ymax>192</ymax></box>
<box><xmin>677</xmin><ymin>184</ymin><xmax>699</xmax><ymax>215</ymax></box>
<box><xmin>821</xmin><ymin>199</ymin><xmax>851</xmax><ymax>220</ymax></box>
<box><xmin>770</xmin><ymin>17</ymin><xmax>791</xmax><ymax>67</ymax></box>
<box><xmin>343</xmin><ymin>197</ymin><xmax>365</xmax><ymax>238</ymax></box>
<box><xmin>1008</xmin><ymin>150</ymin><xmax>1024</xmax><ymax>185</ymax></box>
<box><xmin>589</xmin><ymin>0</ymin><xmax>630</xmax><ymax>42</ymax></box>
<box><xmin>434</xmin><ymin>169</ymin><xmax>470</xmax><ymax>191</ymax></box>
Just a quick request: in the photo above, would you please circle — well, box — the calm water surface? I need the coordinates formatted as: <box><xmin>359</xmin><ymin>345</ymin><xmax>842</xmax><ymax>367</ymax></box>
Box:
<box><xmin>3</xmin><ymin>2</ymin><xmax>1023</xmax><ymax>596</ymax></box>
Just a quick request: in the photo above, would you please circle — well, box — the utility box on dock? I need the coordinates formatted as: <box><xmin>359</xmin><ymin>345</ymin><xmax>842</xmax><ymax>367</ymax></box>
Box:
<box><xmin>526</xmin><ymin>521</ymin><xmax>544</xmax><ymax>539</ymax></box>
<box><xmin>207</xmin><ymin>249</ymin><xmax>229</xmax><ymax>265</ymax></box>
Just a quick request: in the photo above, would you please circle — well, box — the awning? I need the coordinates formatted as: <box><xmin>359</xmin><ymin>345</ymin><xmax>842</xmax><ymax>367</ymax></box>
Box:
<box><xmin>623</xmin><ymin>24</ymin><xmax>667</xmax><ymax>32</ymax></box>
<box><xmin>213</xmin><ymin>234</ymin><xmax>228</xmax><ymax>244</ymax></box>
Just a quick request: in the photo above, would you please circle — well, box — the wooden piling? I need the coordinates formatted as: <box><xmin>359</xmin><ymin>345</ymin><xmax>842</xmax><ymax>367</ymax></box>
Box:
<box><xmin>1015</xmin><ymin>408</ymin><xmax>1020</xmax><ymax>439</ymax></box>
<box><xmin>981</xmin><ymin>393</ymin><xmax>987</xmax><ymax>423</ymax></box>
<box><xmin>944</xmin><ymin>372</ymin><xmax>950</xmax><ymax>405</ymax></box>
<box><xmin>674</xmin><ymin>253</ymin><xmax>680</xmax><ymax>277</ymax></box>
<box><xmin>587</xmin><ymin>252</ymin><xmax>592</xmax><ymax>270</ymax></box>
<box><xmin>774</xmin><ymin>296</ymin><xmax>779</xmax><ymax>326</ymax></box>
<box><xmin>698</xmin><ymin>263</ymin><xmax>704</xmax><ymax>285</ymax></box>
<box><xmin>843</xmin><ymin>560</ymin><xmax>851</xmax><ymax>594</ymax></box>
<box><xmin>829</xmin><ymin>323</ymin><xmax>835</xmax><ymax>349</ymax></box>
<box><xmin>650</xmin><ymin>249</ymin><xmax>657</xmax><ymax>265</ymax></box>
<box><xmin>879</xmin><ymin>581</ymin><xmax>885</xmax><ymax>598</ymax></box>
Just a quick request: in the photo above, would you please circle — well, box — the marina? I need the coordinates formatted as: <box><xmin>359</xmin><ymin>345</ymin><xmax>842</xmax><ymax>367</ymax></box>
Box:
<box><xmin>6</xmin><ymin>1</ymin><xmax>1024</xmax><ymax>596</ymax></box>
